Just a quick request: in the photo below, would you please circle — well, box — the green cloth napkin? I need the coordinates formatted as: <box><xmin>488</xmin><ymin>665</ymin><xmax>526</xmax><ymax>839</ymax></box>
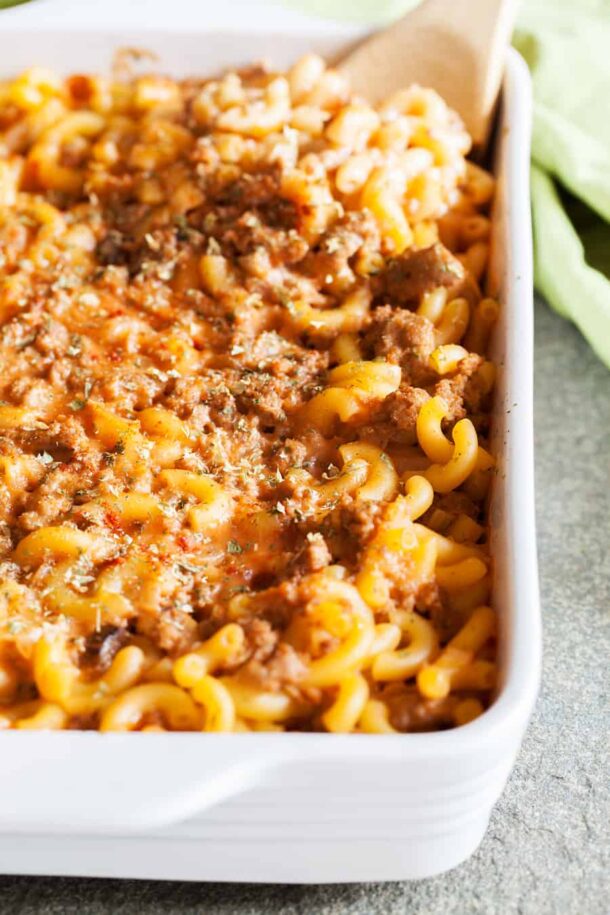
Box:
<box><xmin>280</xmin><ymin>0</ymin><xmax>610</xmax><ymax>367</ymax></box>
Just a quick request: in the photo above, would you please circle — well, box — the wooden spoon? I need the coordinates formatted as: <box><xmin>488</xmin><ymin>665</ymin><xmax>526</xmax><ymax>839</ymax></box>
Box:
<box><xmin>337</xmin><ymin>0</ymin><xmax>518</xmax><ymax>150</ymax></box>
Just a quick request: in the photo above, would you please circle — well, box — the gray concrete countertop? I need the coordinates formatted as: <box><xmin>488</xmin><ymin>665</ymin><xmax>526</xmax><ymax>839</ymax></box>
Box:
<box><xmin>0</xmin><ymin>299</ymin><xmax>608</xmax><ymax>915</ymax></box>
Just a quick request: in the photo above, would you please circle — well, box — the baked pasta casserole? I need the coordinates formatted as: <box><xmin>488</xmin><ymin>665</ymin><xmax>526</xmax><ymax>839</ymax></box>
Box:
<box><xmin>0</xmin><ymin>55</ymin><xmax>499</xmax><ymax>733</ymax></box>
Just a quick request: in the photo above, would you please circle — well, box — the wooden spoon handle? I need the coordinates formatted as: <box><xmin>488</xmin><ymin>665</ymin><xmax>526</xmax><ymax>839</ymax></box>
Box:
<box><xmin>338</xmin><ymin>0</ymin><xmax>518</xmax><ymax>148</ymax></box>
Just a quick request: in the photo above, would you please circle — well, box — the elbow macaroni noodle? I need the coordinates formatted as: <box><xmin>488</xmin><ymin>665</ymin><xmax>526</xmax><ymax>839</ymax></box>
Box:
<box><xmin>0</xmin><ymin>55</ymin><xmax>498</xmax><ymax>732</ymax></box>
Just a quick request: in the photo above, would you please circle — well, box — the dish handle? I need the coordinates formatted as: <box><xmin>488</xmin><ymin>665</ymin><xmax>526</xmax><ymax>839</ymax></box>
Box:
<box><xmin>0</xmin><ymin>733</ymin><xmax>293</xmax><ymax>834</ymax></box>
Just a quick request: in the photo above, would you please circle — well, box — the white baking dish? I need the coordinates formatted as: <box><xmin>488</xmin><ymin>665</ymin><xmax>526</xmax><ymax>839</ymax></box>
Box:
<box><xmin>0</xmin><ymin>0</ymin><xmax>540</xmax><ymax>882</ymax></box>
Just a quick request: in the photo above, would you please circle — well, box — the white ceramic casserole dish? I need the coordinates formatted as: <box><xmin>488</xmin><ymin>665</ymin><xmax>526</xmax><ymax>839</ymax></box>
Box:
<box><xmin>0</xmin><ymin>0</ymin><xmax>540</xmax><ymax>882</ymax></box>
